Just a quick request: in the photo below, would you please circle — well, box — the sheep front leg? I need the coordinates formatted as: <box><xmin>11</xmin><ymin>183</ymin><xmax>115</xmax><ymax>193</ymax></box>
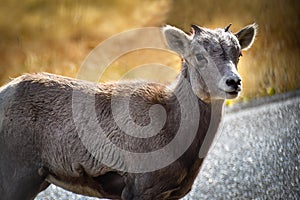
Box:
<box><xmin>0</xmin><ymin>162</ymin><xmax>49</xmax><ymax>200</ymax></box>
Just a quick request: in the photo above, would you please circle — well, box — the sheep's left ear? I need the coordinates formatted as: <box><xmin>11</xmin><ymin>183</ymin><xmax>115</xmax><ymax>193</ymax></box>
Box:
<box><xmin>235</xmin><ymin>23</ymin><xmax>258</xmax><ymax>50</ymax></box>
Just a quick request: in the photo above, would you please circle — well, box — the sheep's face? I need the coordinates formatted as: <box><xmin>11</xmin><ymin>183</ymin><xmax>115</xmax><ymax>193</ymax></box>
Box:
<box><xmin>162</xmin><ymin>24</ymin><xmax>257</xmax><ymax>101</ymax></box>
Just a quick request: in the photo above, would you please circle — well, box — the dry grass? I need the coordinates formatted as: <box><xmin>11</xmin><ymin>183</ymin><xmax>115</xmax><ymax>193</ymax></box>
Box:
<box><xmin>0</xmin><ymin>0</ymin><xmax>299</xmax><ymax>103</ymax></box>
<box><xmin>0</xmin><ymin>0</ymin><xmax>171</xmax><ymax>83</ymax></box>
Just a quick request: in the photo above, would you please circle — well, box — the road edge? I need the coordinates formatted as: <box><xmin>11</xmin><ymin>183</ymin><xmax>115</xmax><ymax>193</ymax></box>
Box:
<box><xmin>225</xmin><ymin>89</ymin><xmax>300</xmax><ymax>114</ymax></box>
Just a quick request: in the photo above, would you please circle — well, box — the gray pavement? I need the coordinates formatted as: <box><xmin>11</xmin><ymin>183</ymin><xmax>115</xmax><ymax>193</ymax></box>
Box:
<box><xmin>185</xmin><ymin>90</ymin><xmax>300</xmax><ymax>200</ymax></box>
<box><xmin>36</xmin><ymin>90</ymin><xmax>300</xmax><ymax>200</ymax></box>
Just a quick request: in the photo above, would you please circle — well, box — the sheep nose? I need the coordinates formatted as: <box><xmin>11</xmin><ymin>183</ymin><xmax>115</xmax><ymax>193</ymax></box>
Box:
<box><xmin>226</xmin><ymin>77</ymin><xmax>241</xmax><ymax>90</ymax></box>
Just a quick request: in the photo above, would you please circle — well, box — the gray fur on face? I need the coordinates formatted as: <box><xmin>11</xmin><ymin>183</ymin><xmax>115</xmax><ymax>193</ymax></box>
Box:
<box><xmin>162</xmin><ymin>23</ymin><xmax>257</xmax><ymax>100</ymax></box>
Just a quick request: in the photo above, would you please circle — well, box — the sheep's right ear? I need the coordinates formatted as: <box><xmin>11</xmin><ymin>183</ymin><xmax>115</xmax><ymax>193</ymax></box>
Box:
<box><xmin>162</xmin><ymin>25</ymin><xmax>191</xmax><ymax>56</ymax></box>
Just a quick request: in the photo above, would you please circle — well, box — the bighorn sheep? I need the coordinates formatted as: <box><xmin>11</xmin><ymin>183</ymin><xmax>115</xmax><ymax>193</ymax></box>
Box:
<box><xmin>0</xmin><ymin>24</ymin><xmax>256</xmax><ymax>200</ymax></box>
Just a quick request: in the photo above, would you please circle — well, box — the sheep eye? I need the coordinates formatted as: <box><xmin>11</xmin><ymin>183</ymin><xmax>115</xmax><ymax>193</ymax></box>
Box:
<box><xmin>195</xmin><ymin>53</ymin><xmax>208</xmax><ymax>63</ymax></box>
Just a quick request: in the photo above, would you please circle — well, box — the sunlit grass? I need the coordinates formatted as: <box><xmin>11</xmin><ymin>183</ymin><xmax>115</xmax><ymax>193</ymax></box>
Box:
<box><xmin>99</xmin><ymin>49</ymin><xmax>181</xmax><ymax>83</ymax></box>
<box><xmin>0</xmin><ymin>0</ymin><xmax>171</xmax><ymax>83</ymax></box>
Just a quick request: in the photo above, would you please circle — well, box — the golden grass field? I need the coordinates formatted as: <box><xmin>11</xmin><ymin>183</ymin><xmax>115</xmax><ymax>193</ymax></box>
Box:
<box><xmin>0</xmin><ymin>0</ymin><xmax>299</xmax><ymax>103</ymax></box>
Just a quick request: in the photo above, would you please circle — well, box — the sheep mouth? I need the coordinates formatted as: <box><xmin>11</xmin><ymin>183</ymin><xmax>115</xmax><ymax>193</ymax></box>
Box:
<box><xmin>224</xmin><ymin>91</ymin><xmax>239</xmax><ymax>99</ymax></box>
<box><xmin>217</xmin><ymin>87</ymin><xmax>241</xmax><ymax>99</ymax></box>
<box><xmin>226</xmin><ymin>91</ymin><xmax>239</xmax><ymax>96</ymax></box>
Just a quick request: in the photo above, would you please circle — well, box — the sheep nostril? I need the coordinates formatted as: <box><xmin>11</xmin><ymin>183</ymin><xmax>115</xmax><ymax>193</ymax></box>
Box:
<box><xmin>226</xmin><ymin>79</ymin><xmax>236</xmax><ymax>87</ymax></box>
<box><xmin>225</xmin><ymin>78</ymin><xmax>241</xmax><ymax>89</ymax></box>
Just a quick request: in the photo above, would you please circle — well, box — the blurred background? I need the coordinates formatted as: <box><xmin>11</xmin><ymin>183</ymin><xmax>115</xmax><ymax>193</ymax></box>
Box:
<box><xmin>0</xmin><ymin>0</ymin><xmax>299</xmax><ymax>103</ymax></box>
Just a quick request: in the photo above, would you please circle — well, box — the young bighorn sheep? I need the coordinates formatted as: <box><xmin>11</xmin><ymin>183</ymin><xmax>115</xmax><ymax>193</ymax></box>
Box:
<box><xmin>0</xmin><ymin>24</ymin><xmax>256</xmax><ymax>200</ymax></box>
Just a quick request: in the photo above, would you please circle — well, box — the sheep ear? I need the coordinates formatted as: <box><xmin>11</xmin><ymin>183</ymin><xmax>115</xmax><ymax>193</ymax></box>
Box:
<box><xmin>162</xmin><ymin>25</ymin><xmax>191</xmax><ymax>56</ymax></box>
<box><xmin>235</xmin><ymin>23</ymin><xmax>258</xmax><ymax>50</ymax></box>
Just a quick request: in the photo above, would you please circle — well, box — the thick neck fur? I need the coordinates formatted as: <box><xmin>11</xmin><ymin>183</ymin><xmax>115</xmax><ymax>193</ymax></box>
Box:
<box><xmin>163</xmin><ymin>64</ymin><xmax>224</xmax><ymax>198</ymax></box>
<box><xmin>169</xmin><ymin>61</ymin><xmax>224</xmax><ymax>165</ymax></box>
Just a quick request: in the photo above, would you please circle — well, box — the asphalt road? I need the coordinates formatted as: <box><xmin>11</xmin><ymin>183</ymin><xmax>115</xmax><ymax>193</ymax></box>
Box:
<box><xmin>184</xmin><ymin>90</ymin><xmax>300</xmax><ymax>200</ymax></box>
<box><xmin>36</xmin><ymin>90</ymin><xmax>300</xmax><ymax>200</ymax></box>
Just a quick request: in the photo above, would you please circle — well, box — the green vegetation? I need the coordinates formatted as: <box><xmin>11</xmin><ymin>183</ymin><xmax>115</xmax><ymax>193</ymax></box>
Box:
<box><xmin>0</xmin><ymin>0</ymin><xmax>299</xmax><ymax>102</ymax></box>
